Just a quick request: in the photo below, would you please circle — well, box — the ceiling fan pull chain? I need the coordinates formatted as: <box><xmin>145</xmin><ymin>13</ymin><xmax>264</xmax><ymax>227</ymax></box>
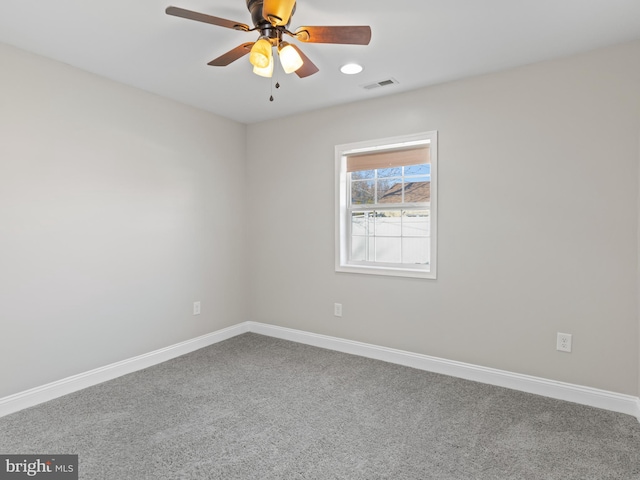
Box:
<box><xmin>274</xmin><ymin>48</ymin><xmax>281</xmax><ymax>90</ymax></box>
<box><xmin>269</xmin><ymin>75</ymin><xmax>274</xmax><ymax>102</ymax></box>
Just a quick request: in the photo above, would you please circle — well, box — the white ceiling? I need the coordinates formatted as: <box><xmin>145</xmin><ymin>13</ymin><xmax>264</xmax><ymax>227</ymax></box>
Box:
<box><xmin>2</xmin><ymin>0</ymin><xmax>640</xmax><ymax>124</ymax></box>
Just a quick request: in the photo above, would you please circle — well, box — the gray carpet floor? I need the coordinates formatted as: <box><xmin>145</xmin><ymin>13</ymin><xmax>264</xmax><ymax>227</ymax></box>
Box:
<box><xmin>1</xmin><ymin>333</ymin><xmax>639</xmax><ymax>479</ymax></box>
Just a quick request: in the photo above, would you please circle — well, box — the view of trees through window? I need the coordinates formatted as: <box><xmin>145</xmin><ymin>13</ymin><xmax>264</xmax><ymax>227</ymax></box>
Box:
<box><xmin>350</xmin><ymin>164</ymin><xmax>430</xmax><ymax>204</ymax></box>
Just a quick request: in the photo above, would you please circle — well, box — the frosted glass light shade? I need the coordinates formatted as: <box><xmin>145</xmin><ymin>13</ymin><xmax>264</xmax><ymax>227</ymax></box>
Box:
<box><xmin>278</xmin><ymin>43</ymin><xmax>303</xmax><ymax>74</ymax></box>
<box><xmin>249</xmin><ymin>38</ymin><xmax>272</xmax><ymax>68</ymax></box>
<box><xmin>253</xmin><ymin>55</ymin><xmax>274</xmax><ymax>77</ymax></box>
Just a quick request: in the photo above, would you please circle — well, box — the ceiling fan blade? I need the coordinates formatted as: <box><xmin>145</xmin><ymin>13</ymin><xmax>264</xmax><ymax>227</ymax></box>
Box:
<box><xmin>263</xmin><ymin>0</ymin><xmax>296</xmax><ymax>26</ymax></box>
<box><xmin>290</xmin><ymin>45</ymin><xmax>319</xmax><ymax>78</ymax></box>
<box><xmin>166</xmin><ymin>6</ymin><xmax>250</xmax><ymax>32</ymax></box>
<box><xmin>294</xmin><ymin>26</ymin><xmax>371</xmax><ymax>45</ymax></box>
<box><xmin>208</xmin><ymin>43</ymin><xmax>254</xmax><ymax>66</ymax></box>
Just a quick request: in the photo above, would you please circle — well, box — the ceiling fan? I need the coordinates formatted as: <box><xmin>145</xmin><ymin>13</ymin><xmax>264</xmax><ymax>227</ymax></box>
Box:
<box><xmin>166</xmin><ymin>0</ymin><xmax>371</xmax><ymax>78</ymax></box>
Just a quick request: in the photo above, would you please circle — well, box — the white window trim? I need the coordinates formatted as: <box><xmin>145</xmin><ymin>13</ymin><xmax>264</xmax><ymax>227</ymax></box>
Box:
<box><xmin>335</xmin><ymin>131</ymin><xmax>438</xmax><ymax>279</ymax></box>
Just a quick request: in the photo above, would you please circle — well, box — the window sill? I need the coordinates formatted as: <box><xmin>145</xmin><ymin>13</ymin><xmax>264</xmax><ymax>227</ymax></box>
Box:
<box><xmin>335</xmin><ymin>264</ymin><xmax>436</xmax><ymax>279</ymax></box>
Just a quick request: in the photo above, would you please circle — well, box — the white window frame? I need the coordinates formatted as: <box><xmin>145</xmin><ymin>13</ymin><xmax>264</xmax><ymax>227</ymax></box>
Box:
<box><xmin>335</xmin><ymin>131</ymin><xmax>437</xmax><ymax>279</ymax></box>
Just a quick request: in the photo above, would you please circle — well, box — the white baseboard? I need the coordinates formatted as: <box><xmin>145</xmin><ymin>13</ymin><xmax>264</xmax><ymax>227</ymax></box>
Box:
<box><xmin>247</xmin><ymin>322</ymin><xmax>640</xmax><ymax>421</ymax></box>
<box><xmin>0</xmin><ymin>323</ymin><xmax>249</xmax><ymax>418</ymax></box>
<box><xmin>2</xmin><ymin>320</ymin><xmax>639</xmax><ymax>423</ymax></box>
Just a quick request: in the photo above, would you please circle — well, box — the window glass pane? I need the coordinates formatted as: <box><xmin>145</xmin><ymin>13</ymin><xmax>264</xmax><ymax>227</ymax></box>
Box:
<box><xmin>367</xmin><ymin>237</ymin><xmax>375</xmax><ymax>262</ymax></box>
<box><xmin>377</xmin><ymin>167</ymin><xmax>402</xmax><ymax>178</ymax></box>
<box><xmin>407</xmin><ymin>175</ymin><xmax>429</xmax><ymax>183</ymax></box>
<box><xmin>405</xmin><ymin>164</ymin><xmax>430</xmax><ymax>176</ymax></box>
<box><xmin>351</xmin><ymin>236</ymin><xmax>366</xmax><ymax>261</ymax></box>
<box><xmin>377</xmin><ymin>179</ymin><xmax>402</xmax><ymax>203</ymax></box>
<box><xmin>351</xmin><ymin>169</ymin><xmax>375</xmax><ymax>180</ymax></box>
<box><xmin>404</xmin><ymin>177</ymin><xmax>430</xmax><ymax>203</ymax></box>
<box><xmin>351</xmin><ymin>180</ymin><xmax>375</xmax><ymax>204</ymax></box>
<box><xmin>351</xmin><ymin>212</ymin><xmax>367</xmax><ymax>235</ymax></box>
<box><xmin>402</xmin><ymin>210</ymin><xmax>430</xmax><ymax>236</ymax></box>
<box><xmin>402</xmin><ymin>237</ymin><xmax>430</xmax><ymax>265</ymax></box>
<box><xmin>375</xmin><ymin>211</ymin><xmax>402</xmax><ymax>237</ymax></box>
<box><xmin>375</xmin><ymin>237</ymin><xmax>402</xmax><ymax>263</ymax></box>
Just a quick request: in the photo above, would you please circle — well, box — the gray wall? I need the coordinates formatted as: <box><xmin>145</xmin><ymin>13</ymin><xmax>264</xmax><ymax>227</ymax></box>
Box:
<box><xmin>0</xmin><ymin>44</ymin><xmax>247</xmax><ymax>398</ymax></box>
<box><xmin>246</xmin><ymin>40</ymin><xmax>640</xmax><ymax>396</ymax></box>
<box><xmin>2</xmin><ymin>39</ymin><xmax>639</xmax><ymax>401</ymax></box>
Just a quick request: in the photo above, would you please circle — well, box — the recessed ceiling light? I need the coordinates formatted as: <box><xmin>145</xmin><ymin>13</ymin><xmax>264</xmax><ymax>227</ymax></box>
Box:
<box><xmin>340</xmin><ymin>63</ymin><xmax>364</xmax><ymax>75</ymax></box>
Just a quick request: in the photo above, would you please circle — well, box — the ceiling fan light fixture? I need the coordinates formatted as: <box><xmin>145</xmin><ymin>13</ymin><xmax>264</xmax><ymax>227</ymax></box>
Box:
<box><xmin>249</xmin><ymin>37</ymin><xmax>272</xmax><ymax>68</ymax></box>
<box><xmin>166</xmin><ymin>3</ymin><xmax>372</xmax><ymax>80</ymax></box>
<box><xmin>278</xmin><ymin>42</ymin><xmax>304</xmax><ymax>74</ymax></box>
<box><xmin>340</xmin><ymin>63</ymin><xmax>364</xmax><ymax>75</ymax></box>
<box><xmin>253</xmin><ymin>54</ymin><xmax>274</xmax><ymax>78</ymax></box>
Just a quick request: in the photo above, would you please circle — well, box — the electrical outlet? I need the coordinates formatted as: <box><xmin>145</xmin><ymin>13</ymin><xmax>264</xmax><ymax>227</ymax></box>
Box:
<box><xmin>556</xmin><ymin>332</ymin><xmax>572</xmax><ymax>353</ymax></box>
<box><xmin>334</xmin><ymin>303</ymin><xmax>342</xmax><ymax>317</ymax></box>
<box><xmin>193</xmin><ymin>301</ymin><xmax>201</xmax><ymax>316</ymax></box>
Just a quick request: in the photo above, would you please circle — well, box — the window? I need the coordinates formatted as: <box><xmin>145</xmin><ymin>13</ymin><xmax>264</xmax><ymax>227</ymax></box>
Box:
<box><xmin>335</xmin><ymin>131</ymin><xmax>437</xmax><ymax>279</ymax></box>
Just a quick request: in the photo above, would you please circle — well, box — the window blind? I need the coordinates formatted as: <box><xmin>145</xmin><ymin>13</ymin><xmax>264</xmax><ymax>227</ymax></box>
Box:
<box><xmin>346</xmin><ymin>145</ymin><xmax>429</xmax><ymax>172</ymax></box>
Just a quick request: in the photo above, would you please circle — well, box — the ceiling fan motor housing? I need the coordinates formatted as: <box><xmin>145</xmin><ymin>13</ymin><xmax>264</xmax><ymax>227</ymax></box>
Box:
<box><xmin>246</xmin><ymin>0</ymin><xmax>293</xmax><ymax>43</ymax></box>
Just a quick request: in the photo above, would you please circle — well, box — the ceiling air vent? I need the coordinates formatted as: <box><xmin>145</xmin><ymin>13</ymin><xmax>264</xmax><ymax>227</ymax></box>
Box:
<box><xmin>362</xmin><ymin>78</ymin><xmax>399</xmax><ymax>90</ymax></box>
